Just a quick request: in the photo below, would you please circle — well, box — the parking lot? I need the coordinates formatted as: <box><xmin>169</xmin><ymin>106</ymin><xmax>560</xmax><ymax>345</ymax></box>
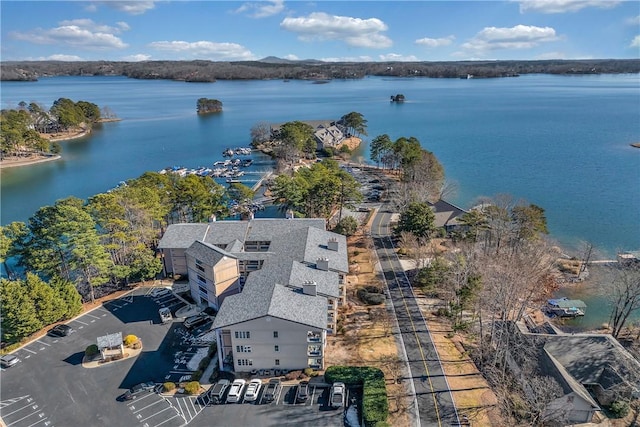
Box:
<box><xmin>0</xmin><ymin>287</ymin><xmax>349</xmax><ymax>427</ymax></box>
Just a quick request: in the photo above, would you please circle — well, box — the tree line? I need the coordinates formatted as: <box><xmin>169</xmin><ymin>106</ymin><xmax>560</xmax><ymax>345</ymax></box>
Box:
<box><xmin>0</xmin><ymin>98</ymin><xmax>102</xmax><ymax>159</ymax></box>
<box><xmin>2</xmin><ymin>59</ymin><xmax>639</xmax><ymax>82</ymax></box>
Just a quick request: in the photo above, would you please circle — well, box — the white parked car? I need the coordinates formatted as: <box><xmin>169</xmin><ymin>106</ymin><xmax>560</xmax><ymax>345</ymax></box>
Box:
<box><xmin>243</xmin><ymin>379</ymin><xmax>262</xmax><ymax>402</ymax></box>
<box><xmin>226</xmin><ymin>379</ymin><xmax>246</xmax><ymax>403</ymax></box>
<box><xmin>151</xmin><ymin>287</ymin><xmax>172</xmax><ymax>298</ymax></box>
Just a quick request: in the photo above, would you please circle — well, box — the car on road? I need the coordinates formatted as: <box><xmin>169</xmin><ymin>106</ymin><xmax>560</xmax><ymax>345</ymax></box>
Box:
<box><xmin>295</xmin><ymin>380</ymin><xmax>310</xmax><ymax>403</ymax></box>
<box><xmin>329</xmin><ymin>382</ymin><xmax>345</xmax><ymax>408</ymax></box>
<box><xmin>244</xmin><ymin>379</ymin><xmax>262</xmax><ymax>402</ymax></box>
<box><xmin>263</xmin><ymin>378</ymin><xmax>281</xmax><ymax>403</ymax></box>
<box><xmin>183</xmin><ymin>314</ymin><xmax>210</xmax><ymax>330</ymax></box>
<box><xmin>118</xmin><ymin>382</ymin><xmax>156</xmax><ymax>401</ymax></box>
<box><xmin>0</xmin><ymin>354</ymin><xmax>19</xmax><ymax>368</ymax></box>
<box><xmin>226</xmin><ymin>379</ymin><xmax>246</xmax><ymax>403</ymax></box>
<box><xmin>48</xmin><ymin>324</ymin><xmax>73</xmax><ymax>337</ymax></box>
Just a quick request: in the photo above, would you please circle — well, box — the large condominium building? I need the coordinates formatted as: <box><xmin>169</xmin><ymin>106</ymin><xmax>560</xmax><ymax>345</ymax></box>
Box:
<box><xmin>157</xmin><ymin>218</ymin><xmax>349</xmax><ymax>372</ymax></box>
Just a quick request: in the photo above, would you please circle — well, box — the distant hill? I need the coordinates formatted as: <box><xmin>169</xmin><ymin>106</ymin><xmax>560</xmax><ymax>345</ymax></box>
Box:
<box><xmin>1</xmin><ymin>59</ymin><xmax>638</xmax><ymax>82</ymax></box>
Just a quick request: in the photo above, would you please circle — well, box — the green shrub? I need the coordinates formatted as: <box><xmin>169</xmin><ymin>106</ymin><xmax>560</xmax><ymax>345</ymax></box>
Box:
<box><xmin>304</xmin><ymin>368</ymin><xmax>314</xmax><ymax>377</ymax></box>
<box><xmin>85</xmin><ymin>344</ymin><xmax>99</xmax><ymax>357</ymax></box>
<box><xmin>183</xmin><ymin>381</ymin><xmax>201</xmax><ymax>395</ymax></box>
<box><xmin>609</xmin><ymin>400</ymin><xmax>630</xmax><ymax>418</ymax></box>
<box><xmin>373</xmin><ymin>422</ymin><xmax>391</xmax><ymax>427</ymax></box>
<box><xmin>325</xmin><ymin>366</ymin><xmax>388</xmax><ymax>426</ymax></box>
<box><xmin>357</xmin><ymin>287</ymin><xmax>385</xmax><ymax>305</ymax></box>
<box><xmin>163</xmin><ymin>382</ymin><xmax>176</xmax><ymax>392</ymax></box>
<box><xmin>123</xmin><ymin>334</ymin><xmax>138</xmax><ymax>347</ymax></box>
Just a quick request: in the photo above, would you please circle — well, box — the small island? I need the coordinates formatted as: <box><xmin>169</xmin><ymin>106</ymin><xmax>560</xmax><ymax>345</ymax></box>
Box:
<box><xmin>390</xmin><ymin>94</ymin><xmax>405</xmax><ymax>102</ymax></box>
<box><xmin>197</xmin><ymin>98</ymin><xmax>223</xmax><ymax>114</ymax></box>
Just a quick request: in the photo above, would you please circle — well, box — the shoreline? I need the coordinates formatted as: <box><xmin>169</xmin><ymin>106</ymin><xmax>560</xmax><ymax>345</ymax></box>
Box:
<box><xmin>0</xmin><ymin>155</ymin><xmax>62</xmax><ymax>169</ymax></box>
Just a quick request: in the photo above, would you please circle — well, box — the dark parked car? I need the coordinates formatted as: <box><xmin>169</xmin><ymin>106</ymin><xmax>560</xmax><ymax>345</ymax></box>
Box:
<box><xmin>263</xmin><ymin>378</ymin><xmax>281</xmax><ymax>403</ymax></box>
<box><xmin>208</xmin><ymin>379</ymin><xmax>230</xmax><ymax>404</ymax></box>
<box><xmin>48</xmin><ymin>324</ymin><xmax>73</xmax><ymax>337</ymax></box>
<box><xmin>118</xmin><ymin>382</ymin><xmax>156</xmax><ymax>401</ymax></box>
<box><xmin>183</xmin><ymin>314</ymin><xmax>210</xmax><ymax>330</ymax></box>
<box><xmin>295</xmin><ymin>380</ymin><xmax>310</xmax><ymax>403</ymax></box>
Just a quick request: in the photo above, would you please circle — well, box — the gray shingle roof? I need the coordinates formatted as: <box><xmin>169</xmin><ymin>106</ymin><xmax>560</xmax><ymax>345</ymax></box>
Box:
<box><xmin>212</xmin><ymin>279</ymin><xmax>328</xmax><ymax>330</ymax></box>
<box><xmin>185</xmin><ymin>240</ymin><xmax>236</xmax><ymax>266</ymax></box>
<box><xmin>257</xmin><ymin>258</ymin><xmax>340</xmax><ymax>298</ymax></box>
<box><xmin>544</xmin><ymin>334</ymin><xmax>640</xmax><ymax>388</ymax></box>
<box><xmin>157</xmin><ymin>224</ymin><xmax>209</xmax><ymax>249</ymax></box>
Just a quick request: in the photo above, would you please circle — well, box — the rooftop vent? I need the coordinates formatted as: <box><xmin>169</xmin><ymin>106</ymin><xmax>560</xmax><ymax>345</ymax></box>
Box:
<box><xmin>327</xmin><ymin>238</ymin><xmax>338</xmax><ymax>251</ymax></box>
<box><xmin>303</xmin><ymin>280</ymin><xmax>317</xmax><ymax>296</ymax></box>
<box><xmin>316</xmin><ymin>257</ymin><xmax>329</xmax><ymax>271</ymax></box>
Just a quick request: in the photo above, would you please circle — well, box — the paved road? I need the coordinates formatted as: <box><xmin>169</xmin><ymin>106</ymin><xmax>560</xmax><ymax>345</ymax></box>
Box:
<box><xmin>371</xmin><ymin>209</ymin><xmax>460</xmax><ymax>427</ymax></box>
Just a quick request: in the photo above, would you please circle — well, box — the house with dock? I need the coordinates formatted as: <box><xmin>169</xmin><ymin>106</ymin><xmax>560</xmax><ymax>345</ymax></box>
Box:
<box><xmin>545</xmin><ymin>297</ymin><xmax>587</xmax><ymax>317</ymax></box>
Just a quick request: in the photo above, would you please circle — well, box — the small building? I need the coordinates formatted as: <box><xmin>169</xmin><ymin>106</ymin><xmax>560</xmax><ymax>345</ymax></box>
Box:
<box><xmin>96</xmin><ymin>332</ymin><xmax>124</xmax><ymax>361</ymax></box>
<box><xmin>429</xmin><ymin>199</ymin><xmax>468</xmax><ymax>234</ymax></box>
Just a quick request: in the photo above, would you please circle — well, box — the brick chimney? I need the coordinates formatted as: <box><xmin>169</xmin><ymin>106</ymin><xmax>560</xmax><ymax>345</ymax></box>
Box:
<box><xmin>327</xmin><ymin>238</ymin><xmax>338</xmax><ymax>251</ymax></box>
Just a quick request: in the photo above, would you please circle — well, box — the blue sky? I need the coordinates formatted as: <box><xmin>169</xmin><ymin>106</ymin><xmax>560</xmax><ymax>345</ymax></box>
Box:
<box><xmin>1</xmin><ymin>1</ymin><xmax>639</xmax><ymax>62</ymax></box>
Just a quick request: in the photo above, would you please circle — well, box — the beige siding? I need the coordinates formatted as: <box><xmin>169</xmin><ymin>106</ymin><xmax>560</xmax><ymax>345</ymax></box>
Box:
<box><xmin>227</xmin><ymin>317</ymin><xmax>326</xmax><ymax>372</ymax></box>
<box><xmin>213</xmin><ymin>257</ymin><xmax>240</xmax><ymax>297</ymax></box>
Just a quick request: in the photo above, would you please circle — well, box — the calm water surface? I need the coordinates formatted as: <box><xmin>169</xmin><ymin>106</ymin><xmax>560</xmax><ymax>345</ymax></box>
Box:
<box><xmin>2</xmin><ymin>74</ymin><xmax>639</xmax><ymax>329</ymax></box>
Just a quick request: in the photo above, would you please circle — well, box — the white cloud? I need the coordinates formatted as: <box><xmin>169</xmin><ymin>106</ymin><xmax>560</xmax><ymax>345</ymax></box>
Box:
<box><xmin>283</xmin><ymin>54</ymin><xmax>299</xmax><ymax>61</ymax></box>
<box><xmin>122</xmin><ymin>53</ymin><xmax>152</xmax><ymax>61</ymax></box>
<box><xmin>631</xmin><ymin>35</ymin><xmax>640</xmax><ymax>48</ymax></box>
<box><xmin>44</xmin><ymin>54</ymin><xmax>83</xmax><ymax>61</ymax></box>
<box><xmin>461</xmin><ymin>25</ymin><xmax>559</xmax><ymax>55</ymax></box>
<box><xmin>415</xmin><ymin>35</ymin><xmax>455</xmax><ymax>48</ymax></box>
<box><xmin>148</xmin><ymin>40</ymin><xmax>256</xmax><ymax>60</ymax></box>
<box><xmin>378</xmin><ymin>53</ymin><xmax>419</xmax><ymax>61</ymax></box>
<box><xmin>57</xmin><ymin>19</ymin><xmax>129</xmax><ymax>34</ymax></box>
<box><xmin>627</xmin><ymin>15</ymin><xmax>640</xmax><ymax>25</ymax></box>
<box><xmin>280</xmin><ymin>12</ymin><xmax>392</xmax><ymax>49</ymax></box>
<box><xmin>535</xmin><ymin>51</ymin><xmax>567</xmax><ymax>59</ymax></box>
<box><xmin>321</xmin><ymin>56</ymin><xmax>373</xmax><ymax>62</ymax></box>
<box><xmin>517</xmin><ymin>0</ymin><xmax>620</xmax><ymax>14</ymax></box>
<box><xmin>101</xmin><ymin>1</ymin><xmax>155</xmax><ymax>15</ymax></box>
<box><xmin>10</xmin><ymin>20</ymin><xmax>129</xmax><ymax>50</ymax></box>
<box><xmin>234</xmin><ymin>0</ymin><xmax>285</xmax><ymax>18</ymax></box>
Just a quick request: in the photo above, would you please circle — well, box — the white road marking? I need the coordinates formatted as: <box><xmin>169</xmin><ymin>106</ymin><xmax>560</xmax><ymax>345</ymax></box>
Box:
<box><xmin>151</xmin><ymin>413</ymin><xmax>181</xmax><ymax>427</ymax></box>
<box><xmin>23</xmin><ymin>348</ymin><xmax>36</xmax><ymax>354</ymax></box>
<box><xmin>132</xmin><ymin>398</ymin><xmax>163</xmax><ymax>414</ymax></box>
<box><xmin>38</xmin><ymin>341</ymin><xmax>51</xmax><ymax>347</ymax></box>
<box><xmin>139</xmin><ymin>405</ymin><xmax>173</xmax><ymax>422</ymax></box>
<box><xmin>73</xmin><ymin>319</ymin><xmax>88</xmax><ymax>326</ymax></box>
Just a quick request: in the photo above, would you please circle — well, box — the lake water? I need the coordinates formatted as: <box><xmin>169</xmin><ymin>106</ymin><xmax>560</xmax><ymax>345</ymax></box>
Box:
<box><xmin>2</xmin><ymin>74</ymin><xmax>639</xmax><ymax>329</ymax></box>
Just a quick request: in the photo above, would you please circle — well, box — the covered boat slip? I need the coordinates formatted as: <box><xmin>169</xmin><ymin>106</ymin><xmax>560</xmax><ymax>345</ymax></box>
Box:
<box><xmin>545</xmin><ymin>297</ymin><xmax>587</xmax><ymax>317</ymax></box>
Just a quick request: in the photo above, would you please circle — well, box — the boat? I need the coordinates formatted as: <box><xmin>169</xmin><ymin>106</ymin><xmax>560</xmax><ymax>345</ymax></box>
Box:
<box><xmin>545</xmin><ymin>297</ymin><xmax>586</xmax><ymax>317</ymax></box>
<box><xmin>242</xmin><ymin>159</ymin><xmax>253</xmax><ymax>167</ymax></box>
<box><xmin>222</xmin><ymin>148</ymin><xmax>234</xmax><ymax>157</ymax></box>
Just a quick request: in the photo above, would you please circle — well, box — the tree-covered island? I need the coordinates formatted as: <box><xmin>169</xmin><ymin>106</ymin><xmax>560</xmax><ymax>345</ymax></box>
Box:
<box><xmin>196</xmin><ymin>98</ymin><xmax>223</xmax><ymax>114</ymax></box>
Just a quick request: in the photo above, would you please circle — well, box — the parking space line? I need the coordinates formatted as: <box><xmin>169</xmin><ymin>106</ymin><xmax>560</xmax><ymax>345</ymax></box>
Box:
<box><xmin>139</xmin><ymin>405</ymin><xmax>173</xmax><ymax>422</ymax></box>
<box><xmin>152</xmin><ymin>413</ymin><xmax>182</xmax><ymax>427</ymax></box>
<box><xmin>23</xmin><ymin>348</ymin><xmax>37</xmax><ymax>354</ymax></box>
<box><xmin>38</xmin><ymin>340</ymin><xmax>51</xmax><ymax>347</ymax></box>
<box><xmin>3</xmin><ymin>402</ymin><xmax>33</xmax><ymax>417</ymax></box>
<box><xmin>73</xmin><ymin>319</ymin><xmax>88</xmax><ymax>326</ymax></box>
<box><xmin>24</xmin><ymin>417</ymin><xmax>48</xmax><ymax>427</ymax></box>
<box><xmin>132</xmin><ymin>398</ymin><xmax>164</xmax><ymax>414</ymax></box>
<box><xmin>127</xmin><ymin>393</ymin><xmax>156</xmax><ymax>407</ymax></box>
<box><xmin>86</xmin><ymin>314</ymin><xmax>101</xmax><ymax>319</ymax></box>
<box><xmin>6</xmin><ymin>410</ymin><xmax>39</xmax><ymax>426</ymax></box>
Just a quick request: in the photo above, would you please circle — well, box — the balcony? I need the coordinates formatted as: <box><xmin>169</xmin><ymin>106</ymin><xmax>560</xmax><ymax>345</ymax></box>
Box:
<box><xmin>308</xmin><ymin>358</ymin><xmax>323</xmax><ymax>369</ymax></box>
<box><xmin>307</xmin><ymin>331</ymin><xmax>322</xmax><ymax>343</ymax></box>
<box><xmin>307</xmin><ymin>345</ymin><xmax>322</xmax><ymax>356</ymax></box>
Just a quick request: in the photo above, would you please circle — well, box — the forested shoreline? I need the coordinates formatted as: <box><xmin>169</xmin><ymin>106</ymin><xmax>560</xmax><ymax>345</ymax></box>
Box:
<box><xmin>1</xmin><ymin>58</ymin><xmax>639</xmax><ymax>82</ymax></box>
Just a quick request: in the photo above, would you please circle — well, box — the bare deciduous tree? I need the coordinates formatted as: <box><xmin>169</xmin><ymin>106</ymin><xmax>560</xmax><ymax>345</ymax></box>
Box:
<box><xmin>608</xmin><ymin>264</ymin><xmax>640</xmax><ymax>338</ymax></box>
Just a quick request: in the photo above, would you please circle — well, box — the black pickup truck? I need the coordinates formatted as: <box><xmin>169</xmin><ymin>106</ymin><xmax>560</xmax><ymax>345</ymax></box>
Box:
<box><xmin>263</xmin><ymin>378</ymin><xmax>281</xmax><ymax>403</ymax></box>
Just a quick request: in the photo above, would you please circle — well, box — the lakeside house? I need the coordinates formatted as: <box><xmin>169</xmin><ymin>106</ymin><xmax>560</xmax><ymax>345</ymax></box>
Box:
<box><xmin>157</xmin><ymin>217</ymin><xmax>349</xmax><ymax>373</ymax></box>
<box><xmin>270</xmin><ymin>120</ymin><xmax>348</xmax><ymax>151</ymax></box>
<box><xmin>510</xmin><ymin>320</ymin><xmax>640</xmax><ymax>424</ymax></box>
<box><xmin>429</xmin><ymin>199</ymin><xmax>467</xmax><ymax>234</ymax></box>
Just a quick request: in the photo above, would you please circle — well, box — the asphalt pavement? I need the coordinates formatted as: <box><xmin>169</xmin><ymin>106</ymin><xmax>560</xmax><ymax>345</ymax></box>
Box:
<box><xmin>371</xmin><ymin>209</ymin><xmax>460</xmax><ymax>427</ymax></box>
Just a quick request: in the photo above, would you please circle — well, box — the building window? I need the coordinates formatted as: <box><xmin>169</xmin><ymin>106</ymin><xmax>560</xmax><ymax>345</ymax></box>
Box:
<box><xmin>237</xmin><ymin>359</ymin><xmax>253</xmax><ymax>366</ymax></box>
<box><xmin>273</xmin><ymin>331</ymin><xmax>278</xmax><ymax>338</ymax></box>
<box><xmin>236</xmin><ymin>345</ymin><xmax>251</xmax><ymax>353</ymax></box>
<box><xmin>274</xmin><ymin>345</ymin><xmax>279</xmax><ymax>352</ymax></box>
<box><xmin>197</xmin><ymin>274</ymin><xmax>206</xmax><ymax>284</ymax></box>
<box><xmin>196</xmin><ymin>264</ymin><xmax>205</xmax><ymax>273</ymax></box>
<box><xmin>275</xmin><ymin>359</ymin><xmax>280</xmax><ymax>366</ymax></box>
<box><xmin>234</xmin><ymin>331</ymin><xmax>251</xmax><ymax>339</ymax></box>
